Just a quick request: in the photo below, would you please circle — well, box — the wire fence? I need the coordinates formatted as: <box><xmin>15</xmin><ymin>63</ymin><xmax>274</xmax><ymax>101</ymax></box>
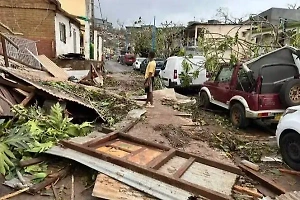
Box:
<box><xmin>0</xmin><ymin>34</ymin><xmax>41</xmax><ymax>69</ymax></box>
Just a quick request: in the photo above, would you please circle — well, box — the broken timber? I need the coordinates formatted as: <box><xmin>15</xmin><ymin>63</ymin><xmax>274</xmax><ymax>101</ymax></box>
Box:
<box><xmin>61</xmin><ymin>132</ymin><xmax>242</xmax><ymax>200</ymax></box>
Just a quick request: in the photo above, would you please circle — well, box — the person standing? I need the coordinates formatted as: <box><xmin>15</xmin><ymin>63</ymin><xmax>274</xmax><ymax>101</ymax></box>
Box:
<box><xmin>144</xmin><ymin>51</ymin><xmax>156</xmax><ymax>108</ymax></box>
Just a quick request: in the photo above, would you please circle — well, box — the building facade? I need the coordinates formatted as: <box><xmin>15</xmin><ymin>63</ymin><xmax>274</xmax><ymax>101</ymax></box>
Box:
<box><xmin>0</xmin><ymin>0</ymin><xmax>81</xmax><ymax>58</ymax></box>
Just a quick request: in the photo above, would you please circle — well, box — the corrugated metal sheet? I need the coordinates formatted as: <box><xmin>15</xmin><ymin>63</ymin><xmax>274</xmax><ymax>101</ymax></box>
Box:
<box><xmin>0</xmin><ymin>65</ymin><xmax>104</xmax><ymax>120</ymax></box>
<box><xmin>46</xmin><ymin>135</ymin><xmax>195</xmax><ymax>200</ymax></box>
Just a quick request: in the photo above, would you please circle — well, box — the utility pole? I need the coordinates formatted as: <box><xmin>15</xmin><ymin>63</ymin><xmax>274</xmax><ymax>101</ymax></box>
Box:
<box><xmin>152</xmin><ymin>16</ymin><xmax>156</xmax><ymax>51</ymax></box>
<box><xmin>91</xmin><ymin>0</ymin><xmax>95</xmax><ymax>43</ymax></box>
<box><xmin>84</xmin><ymin>0</ymin><xmax>91</xmax><ymax>59</ymax></box>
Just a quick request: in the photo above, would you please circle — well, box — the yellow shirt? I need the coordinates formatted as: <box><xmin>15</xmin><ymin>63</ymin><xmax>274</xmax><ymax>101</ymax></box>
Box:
<box><xmin>145</xmin><ymin>60</ymin><xmax>156</xmax><ymax>79</ymax></box>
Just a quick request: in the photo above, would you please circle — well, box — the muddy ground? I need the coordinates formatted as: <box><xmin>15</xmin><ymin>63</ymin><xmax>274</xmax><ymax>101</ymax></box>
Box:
<box><xmin>1</xmin><ymin>63</ymin><xmax>300</xmax><ymax>200</ymax></box>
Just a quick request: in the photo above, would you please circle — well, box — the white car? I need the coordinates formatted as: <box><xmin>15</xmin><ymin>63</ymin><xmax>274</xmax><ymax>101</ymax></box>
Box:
<box><xmin>133</xmin><ymin>57</ymin><xmax>146</xmax><ymax>70</ymax></box>
<box><xmin>276</xmin><ymin>105</ymin><xmax>300</xmax><ymax>170</ymax></box>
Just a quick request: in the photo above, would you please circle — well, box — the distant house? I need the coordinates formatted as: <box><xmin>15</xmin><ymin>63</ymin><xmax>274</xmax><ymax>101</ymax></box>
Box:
<box><xmin>185</xmin><ymin>21</ymin><xmax>250</xmax><ymax>59</ymax></box>
<box><xmin>95</xmin><ymin>18</ymin><xmax>113</xmax><ymax>31</ymax></box>
<box><xmin>254</xmin><ymin>7</ymin><xmax>300</xmax><ymax>26</ymax></box>
<box><xmin>0</xmin><ymin>0</ymin><xmax>81</xmax><ymax>58</ymax></box>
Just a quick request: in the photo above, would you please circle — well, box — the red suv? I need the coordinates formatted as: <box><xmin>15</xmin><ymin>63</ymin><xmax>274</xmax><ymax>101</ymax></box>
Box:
<box><xmin>199</xmin><ymin>46</ymin><xmax>300</xmax><ymax>128</ymax></box>
<box><xmin>124</xmin><ymin>54</ymin><xmax>136</xmax><ymax>66</ymax></box>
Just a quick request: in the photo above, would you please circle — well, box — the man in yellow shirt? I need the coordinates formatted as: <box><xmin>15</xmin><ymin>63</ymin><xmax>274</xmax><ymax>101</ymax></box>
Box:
<box><xmin>144</xmin><ymin>51</ymin><xmax>156</xmax><ymax>108</ymax></box>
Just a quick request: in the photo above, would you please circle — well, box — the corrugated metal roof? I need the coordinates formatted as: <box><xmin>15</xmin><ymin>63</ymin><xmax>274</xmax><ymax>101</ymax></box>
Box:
<box><xmin>0</xmin><ymin>66</ymin><xmax>104</xmax><ymax>120</ymax></box>
<box><xmin>46</xmin><ymin>133</ymin><xmax>196</xmax><ymax>200</ymax></box>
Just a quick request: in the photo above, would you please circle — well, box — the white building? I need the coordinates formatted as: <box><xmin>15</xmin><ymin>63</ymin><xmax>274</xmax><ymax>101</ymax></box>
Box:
<box><xmin>54</xmin><ymin>11</ymin><xmax>81</xmax><ymax>56</ymax></box>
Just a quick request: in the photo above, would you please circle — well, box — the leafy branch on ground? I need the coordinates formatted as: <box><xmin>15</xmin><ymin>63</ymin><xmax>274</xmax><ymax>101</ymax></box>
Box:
<box><xmin>41</xmin><ymin>81</ymin><xmax>139</xmax><ymax>126</ymax></box>
<box><xmin>0</xmin><ymin>103</ymin><xmax>93</xmax><ymax>177</ymax></box>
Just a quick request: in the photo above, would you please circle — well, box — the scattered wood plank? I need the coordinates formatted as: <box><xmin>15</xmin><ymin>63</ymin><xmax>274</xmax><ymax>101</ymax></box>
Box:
<box><xmin>13</xmin><ymin>88</ymin><xmax>29</xmax><ymax>97</ymax></box>
<box><xmin>233</xmin><ymin>185</ymin><xmax>263</xmax><ymax>198</ymax></box>
<box><xmin>0</xmin><ymin>187</ymin><xmax>29</xmax><ymax>200</ymax></box>
<box><xmin>71</xmin><ymin>175</ymin><xmax>74</xmax><ymax>200</ymax></box>
<box><xmin>241</xmin><ymin>160</ymin><xmax>260</xmax><ymax>171</ymax></box>
<box><xmin>19</xmin><ymin>157</ymin><xmax>47</xmax><ymax>167</ymax></box>
<box><xmin>239</xmin><ymin>164</ymin><xmax>287</xmax><ymax>195</ymax></box>
<box><xmin>29</xmin><ymin>166</ymin><xmax>70</xmax><ymax>193</ymax></box>
<box><xmin>51</xmin><ymin>183</ymin><xmax>59</xmax><ymax>200</ymax></box>
<box><xmin>279</xmin><ymin>168</ymin><xmax>300</xmax><ymax>176</ymax></box>
<box><xmin>20</xmin><ymin>92</ymin><xmax>35</xmax><ymax>106</ymax></box>
<box><xmin>175</xmin><ymin>113</ymin><xmax>192</xmax><ymax>117</ymax></box>
<box><xmin>34</xmin><ymin>54</ymin><xmax>69</xmax><ymax>80</ymax></box>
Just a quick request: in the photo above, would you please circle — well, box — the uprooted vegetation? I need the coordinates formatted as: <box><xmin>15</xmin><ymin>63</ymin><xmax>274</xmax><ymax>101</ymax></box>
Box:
<box><xmin>0</xmin><ymin>103</ymin><xmax>93</xmax><ymax>176</ymax></box>
<box><xmin>161</xmin><ymin>98</ymin><xmax>278</xmax><ymax>162</ymax></box>
<box><xmin>41</xmin><ymin>81</ymin><xmax>139</xmax><ymax>126</ymax></box>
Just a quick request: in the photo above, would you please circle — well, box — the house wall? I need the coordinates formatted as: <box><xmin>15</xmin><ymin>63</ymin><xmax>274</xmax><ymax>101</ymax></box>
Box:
<box><xmin>257</xmin><ymin>8</ymin><xmax>300</xmax><ymax>26</ymax></box>
<box><xmin>193</xmin><ymin>24</ymin><xmax>251</xmax><ymax>60</ymax></box>
<box><xmin>0</xmin><ymin>0</ymin><xmax>56</xmax><ymax>57</ymax></box>
<box><xmin>54</xmin><ymin>12</ymin><xmax>80</xmax><ymax>56</ymax></box>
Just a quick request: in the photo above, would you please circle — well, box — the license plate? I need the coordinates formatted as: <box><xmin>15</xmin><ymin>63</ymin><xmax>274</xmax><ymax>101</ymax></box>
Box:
<box><xmin>274</xmin><ymin>114</ymin><xmax>282</xmax><ymax>121</ymax></box>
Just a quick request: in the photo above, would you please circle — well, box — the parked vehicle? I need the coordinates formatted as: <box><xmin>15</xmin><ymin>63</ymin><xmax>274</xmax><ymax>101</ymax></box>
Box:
<box><xmin>159</xmin><ymin>56</ymin><xmax>208</xmax><ymax>88</ymax></box>
<box><xmin>124</xmin><ymin>54</ymin><xmax>136</xmax><ymax>66</ymax></box>
<box><xmin>133</xmin><ymin>57</ymin><xmax>146</xmax><ymax>70</ymax></box>
<box><xmin>140</xmin><ymin>58</ymin><xmax>165</xmax><ymax>77</ymax></box>
<box><xmin>199</xmin><ymin>46</ymin><xmax>300</xmax><ymax>128</ymax></box>
<box><xmin>276</xmin><ymin>105</ymin><xmax>300</xmax><ymax>170</ymax></box>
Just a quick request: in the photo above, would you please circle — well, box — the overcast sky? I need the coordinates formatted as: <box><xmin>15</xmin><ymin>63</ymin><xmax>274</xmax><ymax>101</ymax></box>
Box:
<box><xmin>95</xmin><ymin>0</ymin><xmax>300</xmax><ymax>27</ymax></box>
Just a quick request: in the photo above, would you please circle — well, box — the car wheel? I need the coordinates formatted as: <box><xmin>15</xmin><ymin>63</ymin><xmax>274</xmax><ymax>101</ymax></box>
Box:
<box><xmin>280</xmin><ymin>131</ymin><xmax>300</xmax><ymax>170</ymax></box>
<box><xmin>230</xmin><ymin>103</ymin><xmax>249</xmax><ymax>128</ymax></box>
<box><xmin>199</xmin><ymin>91</ymin><xmax>210</xmax><ymax>108</ymax></box>
<box><xmin>280</xmin><ymin>79</ymin><xmax>300</xmax><ymax>107</ymax></box>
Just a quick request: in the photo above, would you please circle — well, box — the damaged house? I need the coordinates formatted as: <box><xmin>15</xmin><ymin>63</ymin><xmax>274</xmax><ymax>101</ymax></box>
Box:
<box><xmin>0</xmin><ymin>0</ymin><xmax>81</xmax><ymax>58</ymax></box>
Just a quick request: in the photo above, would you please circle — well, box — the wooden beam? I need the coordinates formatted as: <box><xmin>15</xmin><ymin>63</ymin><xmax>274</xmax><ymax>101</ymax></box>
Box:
<box><xmin>118</xmin><ymin>132</ymin><xmax>170</xmax><ymax>151</ymax></box>
<box><xmin>239</xmin><ymin>164</ymin><xmax>286</xmax><ymax>195</ymax></box>
<box><xmin>1</xmin><ymin>36</ymin><xmax>9</xmax><ymax>68</ymax></box>
<box><xmin>20</xmin><ymin>92</ymin><xmax>35</xmax><ymax>106</ymax></box>
<box><xmin>13</xmin><ymin>88</ymin><xmax>29</xmax><ymax>97</ymax></box>
<box><xmin>0</xmin><ymin>77</ymin><xmax>34</xmax><ymax>92</ymax></box>
<box><xmin>173</xmin><ymin>157</ymin><xmax>195</xmax><ymax>178</ymax></box>
<box><xmin>147</xmin><ymin>149</ymin><xmax>176</xmax><ymax>170</ymax></box>
<box><xmin>61</xmin><ymin>140</ymin><xmax>232</xmax><ymax>200</ymax></box>
<box><xmin>177</xmin><ymin>151</ymin><xmax>242</xmax><ymax>175</ymax></box>
<box><xmin>82</xmin><ymin>132</ymin><xmax>119</xmax><ymax>147</ymax></box>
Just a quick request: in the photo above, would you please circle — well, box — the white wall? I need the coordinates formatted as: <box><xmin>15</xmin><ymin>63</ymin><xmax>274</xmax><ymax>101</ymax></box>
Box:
<box><xmin>54</xmin><ymin>12</ymin><xmax>80</xmax><ymax>56</ymax></box>
<box><xmin>94</xmin><ymin>31</ymin><xmax>103</xmax><ymax>61</ymax></box>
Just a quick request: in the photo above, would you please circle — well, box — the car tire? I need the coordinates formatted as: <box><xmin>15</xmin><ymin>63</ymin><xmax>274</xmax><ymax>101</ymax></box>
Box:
<box><xmin>230</xmin><ymin>103</ymin><xmax>249</xmax><ymax>128</ymax></box>
<box><xmin>280</xmin><ymin>131</ymin><xmax>300</xmax><ymax>171</ymax></box>
<box><xmin>279</xmin><ymin>79</ymin><xmax>300</xmax><ymax>107</ymax></box>
<box><xmin>199</xmin><ymin>91</ymin><xmax>210</xmax><ymax>108</ymax></box>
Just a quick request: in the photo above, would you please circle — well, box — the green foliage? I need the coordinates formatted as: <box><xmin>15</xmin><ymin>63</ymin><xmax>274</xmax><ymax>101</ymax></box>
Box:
<box><xmin>0</xmin><ymin>103</ymin><xmax>93</xmax><ymax>175</ymax></box>
<box><xmin>40</xmin><ymin>81</ymin><xmax>138</xmax><ymax>126</ymax></box>
<box><xmin>179</xmin><ymin>59</ymin><xmax>200</xmax><ymax>87</ymax></box>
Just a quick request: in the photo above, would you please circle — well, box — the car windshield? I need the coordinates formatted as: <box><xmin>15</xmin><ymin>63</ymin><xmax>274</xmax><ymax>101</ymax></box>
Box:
<box><xmin>137</xmin><ymin>58</ymin><xmax>146</xmax><ymax>62</ymax></box>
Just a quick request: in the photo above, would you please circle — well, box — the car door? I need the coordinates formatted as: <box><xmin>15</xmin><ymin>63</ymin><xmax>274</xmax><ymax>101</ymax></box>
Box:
<box><xmin>209</xmin><ymin>66</ymin><xmax>234</xmax><ymax>105</ymax></box>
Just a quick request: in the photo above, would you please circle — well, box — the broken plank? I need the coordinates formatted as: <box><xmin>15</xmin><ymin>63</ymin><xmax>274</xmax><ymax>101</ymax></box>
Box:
<box><xmin>33</xmin><ymin>54</ymin><xmax>69</xmax><ymax>80</ymax></box>
<box><xmin>92</xmin><ymin>173</ymin><xmax>155</xmax><ymax>200</ymax></box>
<box><xmin>0</xmin><ymin>77</ymin><xmax>34</xmax><ymax>92</ymax></box>
<box><xmin>0</xmin><ymin>86</ymin><xmax>16</xmax><ymax>104</ymax></box>
<box><xmin>239</xmin><ymin>164</ymin><xmax>286</xmax><ymax>195</ymax></box>
<box><xmin>233</xmin><ymin>185</ymin><xmax>263</xmax><ymax>198</ymax></box>
<box><xmin>19</xmin><ymin>157</ymin><xmax>47</xmax><ymax>167</ymax></box>
<box><xmin>20</xmin><ymin>92</ymin><xmax>35</xmax><ymax>106</ymax></box>
<box><xmin>0</xmin><ymin>187</ymin><xmax>29</xmax><ymax>200</ymax></box>
<box><xmin>173</xmin><ymin>157</ymin><xmax>195</xmax><ymax>178</ymax></box>
<box><xmin>61</xmin><ymin>140</ymin><xmax>232</xmax><ymax>200</ymax></box>
<box><xmin>279</xmin><ymin>168</ymin><xmax>300</xmax><ymax>176</ymax></box>
<box><xmin>241</xmin><ymin>160</ymin><xmax>260</xmax><ymax>171</ymax></box>
<box><xmin>13</xmin><ymin>88</ymin><xmax>29</xmax><ymax>97</ymax></box>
